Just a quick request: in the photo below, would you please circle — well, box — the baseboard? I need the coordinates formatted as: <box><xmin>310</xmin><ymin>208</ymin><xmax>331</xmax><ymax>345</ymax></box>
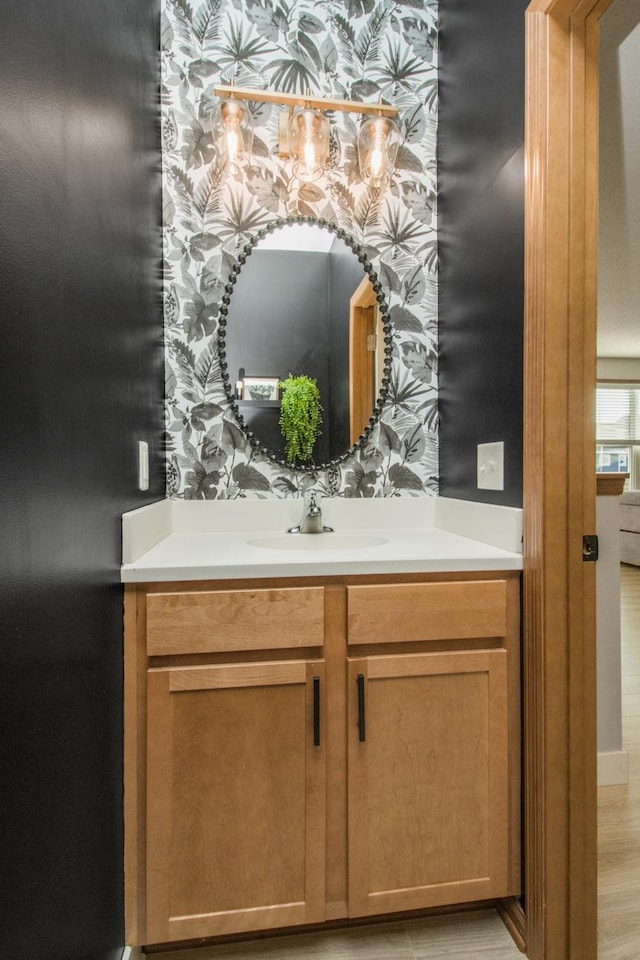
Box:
<box><xmin>122</xmin><ymin>947</ymin><xmax>143</xmax><ymax>960</ymax></box>
<box><xmin>598</xmin><ymin>749</ymin><xmax>629</xmax><ymax>785</ymax></box>
<box><xmin>497</xmin><ymin>898</ymin><xmax>526</xmax><ymax>954</ymax></box>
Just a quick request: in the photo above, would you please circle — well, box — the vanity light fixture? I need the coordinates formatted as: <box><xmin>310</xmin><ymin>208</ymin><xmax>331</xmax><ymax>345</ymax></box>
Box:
<box><xmin>357</xmin><ymin>110</ymin><xmax>401</xmax><ymax>188</ymax></box>
<box><xmin>212</xmin><ymin>84</ymin><xmax>399</xmax><ymax>185</ymax></box>
<box><xmin>288</xmin><ymin>103</ymin><xmax>330</xmax><ymax>183</ymax></box>
<box><xmin>210</xmin><ymin>86</ymin><xmax>254</xmax><ymax>170</ymax></box>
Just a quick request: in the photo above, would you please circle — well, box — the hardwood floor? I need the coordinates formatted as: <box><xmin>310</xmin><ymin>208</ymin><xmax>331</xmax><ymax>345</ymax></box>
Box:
<box><xmin>145</xmin><ymin>910</ymin><xmax>522</xmax><ymax>959</ymax></box>
<box><xmin>598</xmin><ymin>563</ymin><xmax>640</xmax><ymax>960</ymax></box>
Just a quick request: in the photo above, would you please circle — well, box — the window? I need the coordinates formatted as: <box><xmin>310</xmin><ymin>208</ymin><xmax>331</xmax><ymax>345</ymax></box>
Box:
<box><xmin>596</xmin><ymin>383</ymin><xmax>640</xmax><ymax>488</ymax></box>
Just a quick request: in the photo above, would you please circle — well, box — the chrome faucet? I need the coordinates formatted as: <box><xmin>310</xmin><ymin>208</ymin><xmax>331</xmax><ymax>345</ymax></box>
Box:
<box><xmin>287</xmin><ymin>492</ymin><xmax>334</xmax><ymax>535</ymax></box>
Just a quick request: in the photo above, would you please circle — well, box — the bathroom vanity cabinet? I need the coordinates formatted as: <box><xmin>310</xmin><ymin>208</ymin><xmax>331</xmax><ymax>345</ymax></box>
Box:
<box><xmin>125</xmin><ymin>571</ymin><xmax>521</xmax><ymax>947</ymax></box>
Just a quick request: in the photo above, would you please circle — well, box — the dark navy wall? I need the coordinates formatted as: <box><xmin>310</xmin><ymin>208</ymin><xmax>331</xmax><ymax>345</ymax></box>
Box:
<box><xmin>438</xmin><ymin>0</ymin><xmax>527</xmax><ymax>507</ymax></box>
<box><xmin>0</xmin><ymin>2</ymin><xmax>162</xmax><ymax>959</ymax></box>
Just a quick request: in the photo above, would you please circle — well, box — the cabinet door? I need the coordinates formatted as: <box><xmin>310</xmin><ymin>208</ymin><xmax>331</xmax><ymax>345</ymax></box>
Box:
<box><xmin>347</xmin><ymin>650</ymin><xmax>509</xmax><ymax>917</ymax></box>
<box><xmin>146</xmin><ymin>660</ymin><xmax>326</xmax><ymax>943</ymax></box>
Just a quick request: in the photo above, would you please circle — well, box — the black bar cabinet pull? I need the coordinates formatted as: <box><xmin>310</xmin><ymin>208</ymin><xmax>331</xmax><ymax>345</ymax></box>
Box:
<box><xmin>313</xmin><ymin>676</ymin><xmax>320</xmax><ymax>747</ymax></box>
<box><xmin>357</xmin><ymin>673</ymin><xmax>366</xmax><ymax>742</ymax></box>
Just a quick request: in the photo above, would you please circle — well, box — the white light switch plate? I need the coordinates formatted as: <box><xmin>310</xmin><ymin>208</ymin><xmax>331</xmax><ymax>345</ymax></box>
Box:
<box><xmin>477</xmin><ymin>441</ymin><xmax>504</xmax><ymax>491</ymax></box>
<box><xmin>138</xmin><ymin>440</ymin><xmax>149</xmax><ymax>492</ymax></box>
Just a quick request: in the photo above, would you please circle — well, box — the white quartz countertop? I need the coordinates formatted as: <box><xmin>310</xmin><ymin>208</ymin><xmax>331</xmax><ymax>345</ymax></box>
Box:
<box><xmin>121</xmin><ymin>497</ymin><xmax>523</xmax><ymax>583</ymax></box>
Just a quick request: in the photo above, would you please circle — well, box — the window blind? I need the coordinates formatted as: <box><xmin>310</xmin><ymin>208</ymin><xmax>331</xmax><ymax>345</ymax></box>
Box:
<box><xmin>596</xmin><ymin>385</ymin><xmax>640</xmax><ymax>444</ymax></box>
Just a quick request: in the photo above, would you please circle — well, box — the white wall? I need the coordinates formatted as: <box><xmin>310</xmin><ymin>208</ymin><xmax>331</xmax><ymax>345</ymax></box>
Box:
<box><xmin>598</xmin><ymin>1</ymin><xmax>640</xmax><ymax>358</ymax></box>
<box><xmin>597</xmin><ymin>493</ymin><xmax>629</xmax><ymax>784</ymax></box>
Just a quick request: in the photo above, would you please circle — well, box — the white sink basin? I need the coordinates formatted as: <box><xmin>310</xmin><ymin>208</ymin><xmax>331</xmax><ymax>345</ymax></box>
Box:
<box><xmin>247</xmin><ymin>533</ymin><xmax>389</xmax><ymax>551</ymax></box>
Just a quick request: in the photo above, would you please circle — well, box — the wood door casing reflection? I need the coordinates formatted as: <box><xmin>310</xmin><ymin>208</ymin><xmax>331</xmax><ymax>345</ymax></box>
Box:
<box><xmin>350</xmin><ymin>276</ymin><xmax>380</xmax><ymax>445</ymax></box>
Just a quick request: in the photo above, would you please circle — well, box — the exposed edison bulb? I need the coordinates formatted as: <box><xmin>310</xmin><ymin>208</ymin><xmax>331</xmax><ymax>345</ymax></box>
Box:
<box><xmin>365</xmin><ymin>118</ymin><xmax>389</xmax><ymax>182</ymax></box>
<box><xmin>221</xmin><ymin>104</ymin><xmax>244</xmax><ymax>161</ymax></box>
<box><xmin>212</xmin><ymin>98</ymin><xmax>253</xmax><ymax>170</ymax></box>
<box><xmin>303</xmin><ymin>138</ymin><xmax>317</xmax><ymax>173</ymax></box>
<box><xmin>290</xmin><ymin>105</ymin><xmax>329</xmax><ymax>183</ymax></box>
<box><xmin>369</xmin><ymin>142</ymin><xmax>385</xmax><ymax>179</ymax></box>
<box><xmin>358</xmin><ymin>113</ymin><xmax>400</xmax><ymax>187</ymax></box>
<box><xmin>225</xmin><ymin>124</ymin><xmax>241</xmax><ymax>161</ymax></box>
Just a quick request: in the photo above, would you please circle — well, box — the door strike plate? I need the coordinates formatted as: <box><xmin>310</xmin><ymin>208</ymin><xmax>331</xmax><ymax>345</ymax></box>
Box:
<box><xmin>582</xmin><ymin>534</ymin><xmax>599</xmax><ymax>562</ymax></box>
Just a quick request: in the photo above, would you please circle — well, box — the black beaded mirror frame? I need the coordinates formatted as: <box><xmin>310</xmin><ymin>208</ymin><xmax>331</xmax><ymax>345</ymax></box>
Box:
<box><xmin>217</xmin><ymin>215</ymin><xmax>393</xmax><ymax>473</ymax></box>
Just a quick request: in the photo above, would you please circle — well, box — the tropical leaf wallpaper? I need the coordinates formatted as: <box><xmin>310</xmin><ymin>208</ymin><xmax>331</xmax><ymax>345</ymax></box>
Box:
<box><xmin>162</xmin><ymin>0</ymin><xmax>439</xmax><ymax>499</ymax></box>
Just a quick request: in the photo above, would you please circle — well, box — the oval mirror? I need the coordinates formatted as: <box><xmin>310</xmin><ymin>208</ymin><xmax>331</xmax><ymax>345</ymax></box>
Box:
<box><xmin>219</xmin><ymin>218</ymin><xmax>392</xmax><ymax>469</ymax></box>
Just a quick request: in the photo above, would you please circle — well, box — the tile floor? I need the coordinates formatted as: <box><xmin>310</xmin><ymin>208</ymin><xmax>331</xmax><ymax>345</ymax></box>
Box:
<box><xmin>147</xmin><ymin>910</ymin><xmax>522</xmax><ymax>960</ymax></box>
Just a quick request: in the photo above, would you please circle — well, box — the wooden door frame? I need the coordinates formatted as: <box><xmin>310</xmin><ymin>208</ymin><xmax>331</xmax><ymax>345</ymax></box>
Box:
<box><xmin>524</xmin><ymin>0</ymin><xmax>613</xmax><ymax>957</ymax></box>
<box><xmin>349</xmin><ymin>276</ymin><xmax>377</xmax><ymax>446</ymax></box>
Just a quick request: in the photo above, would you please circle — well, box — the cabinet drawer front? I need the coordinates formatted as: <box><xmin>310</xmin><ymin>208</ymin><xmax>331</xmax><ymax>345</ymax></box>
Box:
<box><xmin>146</xmin><ymin>587</ymin><xmax>324</xmax><ymax>655</ymax></box>
<box><xmin>347</xmin><ymin>580</ymin><xmax>508</xmax><ymax>644</ymax></box>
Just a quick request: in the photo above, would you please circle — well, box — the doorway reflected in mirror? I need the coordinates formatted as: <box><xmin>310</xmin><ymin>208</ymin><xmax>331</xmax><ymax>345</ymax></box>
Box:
<box><xmin>222</xmin><ymin>219</ymin><xmax>391</xmax><ymax>468</ymax></box>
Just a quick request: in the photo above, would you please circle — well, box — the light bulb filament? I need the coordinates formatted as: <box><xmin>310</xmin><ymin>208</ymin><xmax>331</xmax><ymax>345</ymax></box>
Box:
<box><xmin>226</xmin><ymin>127</ymin><xmax>240</xmax><ymax>160</ymax></box>
<box><xmin>370</xmin><ymin>144</ymin><xmax>384</xmax><ymax>178</ymax></box>
<box><xmin>303</xmin><ymin>139</ymin><xmax>316</xmax><ymax>172</ymax></box>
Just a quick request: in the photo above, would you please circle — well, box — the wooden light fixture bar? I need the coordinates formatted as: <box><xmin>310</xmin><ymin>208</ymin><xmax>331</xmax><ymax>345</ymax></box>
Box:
<box><xmin>213</xmin><ymin>84</ymin><xmax>398</xmax><ymax>117</ymax></box>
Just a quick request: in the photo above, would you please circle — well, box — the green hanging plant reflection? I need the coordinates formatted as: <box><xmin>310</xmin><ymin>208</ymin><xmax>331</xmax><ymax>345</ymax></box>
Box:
<box><xmin>279</xmin><ymin>374</ymin><xmax>323</xmax><ymax>464</ymax></box>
